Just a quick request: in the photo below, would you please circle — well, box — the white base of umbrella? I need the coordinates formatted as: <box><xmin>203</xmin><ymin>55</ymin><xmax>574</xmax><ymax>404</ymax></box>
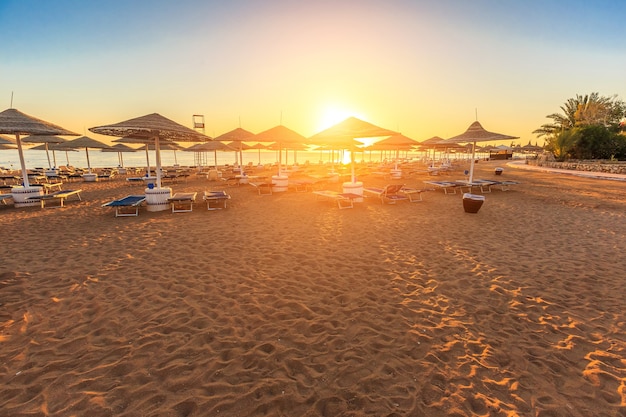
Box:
<box><xmin>342</xmin><ymin>181</ymin><xmax>364</xmax><ymax>202</ymax></box>
<box><xmin>118</xmin><ymin>168</ymin><xmax>127</xmax><ymax>175</ymax></box>
<box><xmin>271</xmin><ymin>175</ymin><xmax>289</xmax><ymax>193</ymax></box>
<box><xmin>45</xmin><ymin>169</ymin><xmax>58</xmax><ymax>177</ymax></box>
<box><xmin>82</xmin><ymin>173</ymin><xmax>98</xmax><ymax>182</ymax></box>
<box><xmin>145</xmin><ymin>187</ymin><xmax>172</xmax><ymax>212</ymax></box>
<box><xmin>390</xmin><ymin>168</ymin><xmax>402</xmax><ymax>179</ymax></box>
<box><xmin>11</xmin><ymin>186</ymin><xmax>44</xmax><ymax>208</ymax></box>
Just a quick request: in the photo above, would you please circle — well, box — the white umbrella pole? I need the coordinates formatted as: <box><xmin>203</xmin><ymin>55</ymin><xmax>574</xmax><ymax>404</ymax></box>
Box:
<box><xmin>45</xmin><ymin>143</ymin><xmax>52</xmax><ymax>168</ymax></box>
<box><xmin>469</xmin><ymin>141</ymin><xmax>476</xmax><ymax>183</ymax></box>
<box><xmin>155</xmin><ymin>136</ymin><xmax>162</xmax><ymax>188</ymax></box>
<box><xmin>16</xmin><ymin>134</ymin><xmax>30</xmax><ymax>187</ymax></box>
<box><xmin>52</xmin><ymin>150</ymin><xmax>58</xmax><ymax>168</ymax></box>
<box><xmin>351</xmin><ymin>150</ymin><xmax>356</xmax><ymax>183</ymax></box>
<box><xmin>145</xmin><ymin>147</ymin><xmax>150</xmax><ymax>176</ymax></box>
<box><xmin>65</xmin><ymin>151</ymin><xmax>70</xmax><ymax>165</ymax></box>
<box><xmin>85</xmin><ymin>147</ymin><xmax>92</xmax><ymax>173</ymax></box>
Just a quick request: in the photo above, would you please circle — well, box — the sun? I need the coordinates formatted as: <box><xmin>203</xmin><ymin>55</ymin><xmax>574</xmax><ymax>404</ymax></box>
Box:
<box><xmin>316</xmin><ymin>105</ymin><xmax>362</xmax><ymax>133</ymax></box>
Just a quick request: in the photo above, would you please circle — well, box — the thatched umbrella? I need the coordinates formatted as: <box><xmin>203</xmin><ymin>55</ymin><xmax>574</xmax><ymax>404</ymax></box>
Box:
<box><xmin>247</xmin><ymin>142</ymin><xmax>269</xmax><ymax>165</ymax></box>
<box><xmin>186</xmin><ymin>141</ymin><xmax>237</xmax><ymax>168</ymax></box>
<box><xmin>308</xmin><ymin>117</ymin><xmax>398</xmax><ymax>184</ymax></box>
<box><xmin>0</xmin><ymin>108</ymin><xmax>78</xmax><ymax>188</ymax></box>
<box><xmin>442</xmin><ymin>121</ymin><xmax>518</xmax><ymax>183</ymax></box>
<box><xmin>367</xmin><ymin>133</ymin><xmax>420</xmax><ymax>174</ymax></box>
<box><xmin>101</xmin><ymin>143</ymin><xmax>138</xmax><ymax>168</ymax></box>
<box><xmin>56</xmin><ymin>136</ymin><xmax>113</xmax><ymax>175</ymax></box>
<box><xmin>113</xmin><ymin>137</ymin><xmax>185</xmax><ymax>174</ymax></box>
<box><xmin>90</xmin><ymin>113</ymin><xmax>211</xmax><ymax>189</ymax></box>
<box><xmin>0</xmin><ymin>143</ymin><xmax>16</xmax><ymax>150</ymax></box>
<box><xmin>22</xmin><ymin>135</ymin><xmax>67</xmax><ymax>168</ymax></box>
<box><xmin>30</xmin><ymin>142</ymin><xmax>78</xmax><ymax>166</ymax></box>
<box><xmin>252</xmin><ymin>125</ymin><xmax>307</xmax><ymax>177</ymax></box>
<box><xmin>213</xmin><ymin>127</ymin><xmax>255</xmax><ymax>170</ymax></box>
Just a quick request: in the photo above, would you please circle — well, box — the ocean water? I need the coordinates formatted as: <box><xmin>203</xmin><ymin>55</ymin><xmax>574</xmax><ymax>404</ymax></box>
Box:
<box><xmin>0</xmin><ymin>148</ymin><xmax>437</xmax><ymax>170</ymax></box>
<box><xmin>0</xmin><ymin>149</ymin><xmax>349</xmax><ymax>170</ymax></box>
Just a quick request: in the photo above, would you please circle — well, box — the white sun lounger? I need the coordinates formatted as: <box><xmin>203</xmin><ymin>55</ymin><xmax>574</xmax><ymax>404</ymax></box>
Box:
<box><xmin>203</xmin><ymin>191</ymin><xmax>231</xmax><ymax>210</ymax></box>
<box><xmin>313</xmin><ymin>190</ymin><xmax>359</xmax><ymax>209</ymax></box>
<box><xmin>26</xmin><ymin>189</ymin><xmax>83</xmax><ymax>208</ymax></box>
<box><xmin>167</xmin><ymin>192</ymin><xmax>197</xmax><ymax>213</ymax></box>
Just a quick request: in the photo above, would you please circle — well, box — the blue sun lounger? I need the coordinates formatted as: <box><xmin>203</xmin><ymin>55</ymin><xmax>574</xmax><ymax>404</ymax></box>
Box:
<box><xmin>102</xmin><ymin>195</ymin><xmax>146</xmax><ymax>217</ymax></box>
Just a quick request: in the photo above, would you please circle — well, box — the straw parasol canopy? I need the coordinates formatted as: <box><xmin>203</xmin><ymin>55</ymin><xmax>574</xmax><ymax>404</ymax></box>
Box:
<box><xmin>30</xmin><ymin>140</ymin><xmax>77</xmax><ymax>167</ymax></box>
<box><xmin>213</xmin><ymin>127</ymin><xmax>255</xmax><ymax>169</ymax></box>
<box><xmin>367</xmin><ymin>133</ymin><xmax>420</xmax><ymax>169</ymax></box>
<box><xmin>101</xmin><ymin>143</ymin><xmax>138</xmax><ymax>168</ymax></box>
<box><xmin>0</xmin><ymin>143</ymin><xmax>16</xmax><ymax>150</ymax></box>
<box><xmin>90</xmin><ymin>113</ymin><xmax>211</xmax><ymax>188</ymax></box>
<box><xmin>308</xmin><ymin>117</ymin><xmax>398</xmax><ymax>183</ymax></box>
<box><xmin>0</xmin><ymin>108</ymin><xmax>79</xmax><ymax>187</ymax></box>
<box><xmin>22</xmin><ymin>135</ymin><xmax>68</xmax><ymax>168</ymax></box>
<box><xmin>443</xmin><ymin>121</ymin><xmax>518</xmax><ymax>182</ymax></box>
<box><xmin>57</xmin><ymin>136</ymin><xmax>113</xmax><ymax>173</ymax></box>
<box><xmin>186</xmin><ymin>140</ymin><xmax>237</xmax><ymax>167</ymax></box>
<box><xmin>252</xmin><ymin>125</ymin><xmax>307</xmax><ymax>176</ymax></box>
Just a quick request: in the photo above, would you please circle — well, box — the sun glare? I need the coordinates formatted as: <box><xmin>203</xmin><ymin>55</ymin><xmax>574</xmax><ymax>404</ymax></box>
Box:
<box><xmin>316</xmin><ymin>105</ymin><xmax>361</xmax><ymax>133</ymax></box>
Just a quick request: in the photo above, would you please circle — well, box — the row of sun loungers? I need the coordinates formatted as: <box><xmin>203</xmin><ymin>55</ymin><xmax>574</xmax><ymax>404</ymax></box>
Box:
<box><xmin>425</xmin><ymin>179</ymin><xmax>520</xmax><ymax>194</ymax></box>
<box><xmin>101</xmin><ymin>191</ymin><xmax>231</xmax><ymax>217</ymax></box>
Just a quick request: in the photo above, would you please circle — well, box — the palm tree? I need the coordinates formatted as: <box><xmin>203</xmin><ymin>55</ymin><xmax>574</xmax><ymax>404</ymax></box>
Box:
<box><xmin>533</xmin><ymin>93</ymin><xmax>626</xmax><ymax>138</ymax></box>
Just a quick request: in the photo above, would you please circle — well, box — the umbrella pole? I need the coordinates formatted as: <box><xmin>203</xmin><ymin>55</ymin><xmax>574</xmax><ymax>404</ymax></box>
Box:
<box><xmin>85</xmin><ymin>147</ymin><xmax>92</xmax><ymax>173</ymax></box>
<box><xmin>351</xmin><ymin>150</ymin><xmax>356</xmax><ymax>183</ymax></box>
<box><xmin>469</xmin><ymin>141</ymin><xmax>476</xmax><ymax>183</ymax></box>
<box><xmin>155</xmin><ymin>136</ymin><xmax>162</xmax><ymax>188</ymax></box>
<box><xmin>45</xmin><ymin>143</ymin><xmax>52</xmax><ymax>168</ymax></box>
<box><xmin>52</xmin><ymin>150</ymin><xmax>58</xmax><ymax>168</ymax></box>
<box><xmin>15</xmin><ymin>134</ymin><xmax>30</xmax><ymax>188</ymax></box>
<box><xmin>145</xmin><ymin>147</ymin><xmax>150</xmax><ymax>176</ymax></box>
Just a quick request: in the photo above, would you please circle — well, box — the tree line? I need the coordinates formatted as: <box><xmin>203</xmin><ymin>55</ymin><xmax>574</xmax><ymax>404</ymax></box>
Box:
<box><xmin>534</xmin><ymin>92</ymin><xmax>626</xmax><ymax>161</ymax></box>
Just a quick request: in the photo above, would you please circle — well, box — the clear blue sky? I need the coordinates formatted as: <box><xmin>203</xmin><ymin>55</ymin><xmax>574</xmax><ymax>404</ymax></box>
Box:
<box><xmin>2</xmin><ymin>0</ymin><xmax>625</xmax><ymax>145</ymax></box>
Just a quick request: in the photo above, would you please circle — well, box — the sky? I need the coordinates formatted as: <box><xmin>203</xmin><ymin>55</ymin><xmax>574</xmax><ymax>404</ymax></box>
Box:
<box><xmin>2</xmin><ymin>0</ymin><xmax>626</xmax><ymax>146</ymax></box>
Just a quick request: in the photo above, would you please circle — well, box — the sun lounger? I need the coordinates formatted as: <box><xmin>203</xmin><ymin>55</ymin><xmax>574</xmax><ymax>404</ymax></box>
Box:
<box><xmin>454</xmin><ymin>179</ymin><xmax>498</xmax><ymax>193</ymax></box>
<box><xmin>399</xmin><ymin>187</ymin><xmax>434</xmax><ymax>202</ymax></box>
<box><xmin>363</xmin><ymin>184</ymin><xmax>408</xmax><ymax>204</ymax></box>
<box><xmin>0</xmin><ymin>193</ymin><xmax>13</xmax><ymax>205</ymax></box>
<box><xmin>42</xmin><ymin>182</ymin><xmax>64</xmax><ymax>193</ymax></box>
<box><xmin>26</xmin><ymin>189</ymin><xmax>83</xmax><ymax>208</ymax></box>
<box><xmin>312</xmin><ymin>190</ymin><xmax>359</xmax><ymax>209</ymax></box>
<box><xmin>102</xmin><ymin>195</ymin><xmax>146</xmax><ymax>217</ymax></box>
<box><xmin>424</xmin><ymin>180</ymin><xmax>460</xmax><ymax>195</ymax></box>
<box><xmin>492</xmin><ymin>180</ymin><xmax>520</xmax><ymax>191</ymax></box>
<box><xmin>167</xmin><ymin>192</ymin><xmax>197</xmax><ymax>213</ymax></box>
<box><xmin>203</xmin><ymin>190</ymin><xmax>231</xmax><ymax>210</ymax></box>
<box><xmin>249</xmin><ymin>181</ymin><xmax>274</xmax><ymax>195</ymax></box>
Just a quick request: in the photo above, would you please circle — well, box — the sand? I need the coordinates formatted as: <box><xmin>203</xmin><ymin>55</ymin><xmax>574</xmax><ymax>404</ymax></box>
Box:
<box><xmin>1</xmin><ymin>161</ymin><xmax>625</xmax><ymax>417</ymax></box>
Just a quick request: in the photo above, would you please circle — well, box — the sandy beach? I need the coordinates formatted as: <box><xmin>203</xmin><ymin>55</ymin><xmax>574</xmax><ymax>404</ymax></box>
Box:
<box><xmin>1</xmin><ymin>160</ymin><xmax>625</xmax><ymax>416</ymax></box>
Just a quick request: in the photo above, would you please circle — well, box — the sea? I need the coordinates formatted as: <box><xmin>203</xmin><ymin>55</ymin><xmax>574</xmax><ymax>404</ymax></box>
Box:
<box><xmin>0</xmin><ymin>148</ymin><xmax>449</xmax><ymax>171</ymax></box>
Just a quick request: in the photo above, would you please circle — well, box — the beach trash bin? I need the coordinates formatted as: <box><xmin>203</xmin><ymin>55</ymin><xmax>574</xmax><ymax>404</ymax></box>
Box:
<box><xmin>495</xmin><ymin>167</ymin><xmax>503</xmax><ymax>176</ymax></box>
<box><xmin>463</xmin><ymin>193</ymin><xmax>485</xmax><ymax>213</ymax></box>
